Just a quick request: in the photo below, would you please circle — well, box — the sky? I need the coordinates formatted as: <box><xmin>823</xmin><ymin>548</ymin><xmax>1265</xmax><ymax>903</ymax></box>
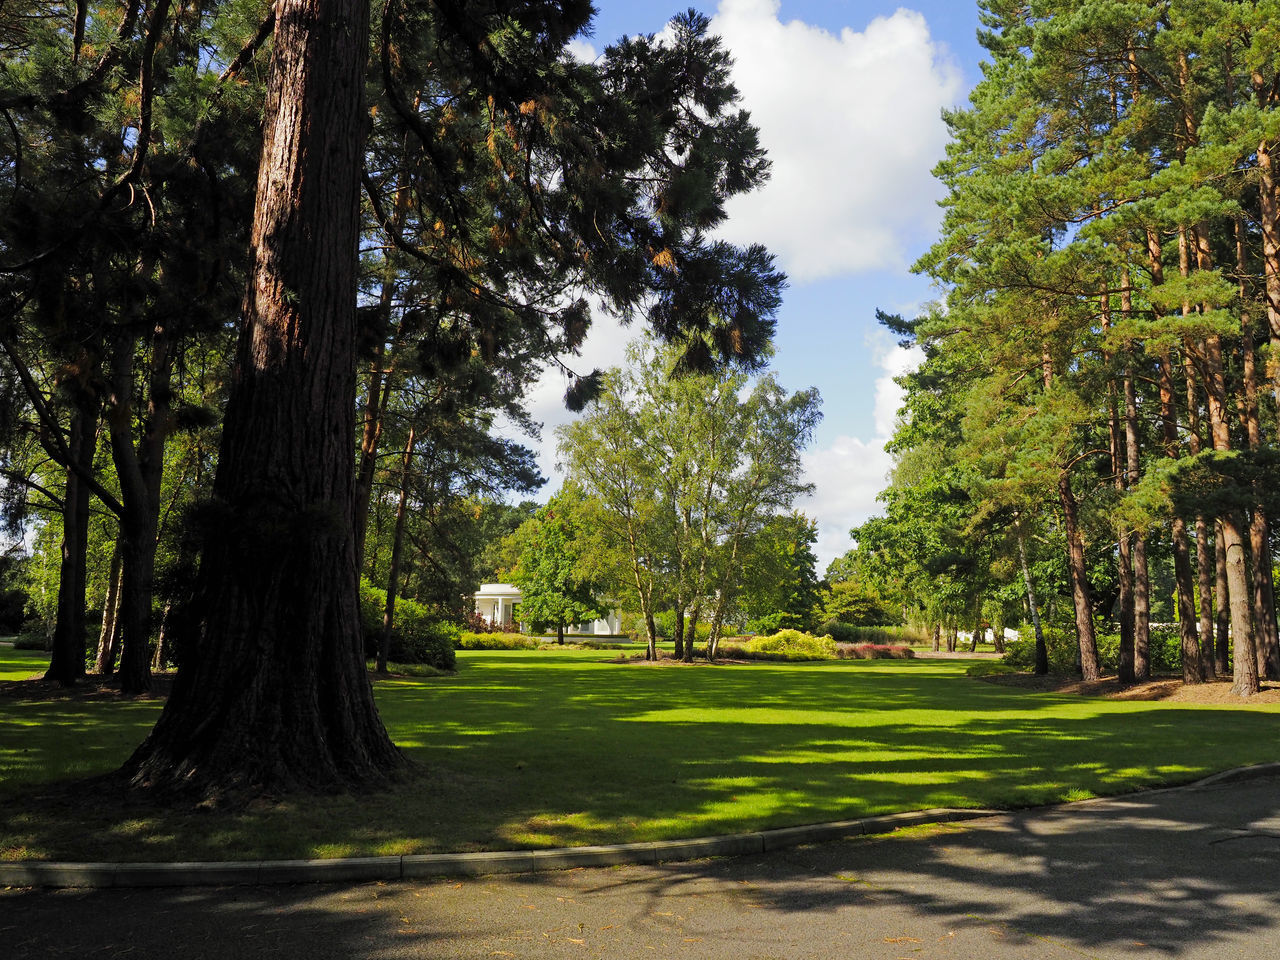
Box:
<box><xmin>507</xmin><ymin>0</ymin><xmax>988</xmax><ymax>570</ymax></box>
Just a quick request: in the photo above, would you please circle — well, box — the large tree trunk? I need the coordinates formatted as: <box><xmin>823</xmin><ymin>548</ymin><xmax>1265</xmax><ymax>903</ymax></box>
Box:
<box><xmin>1201</xmin><ymin>331</ymin><xmax>1259</xmax><ymax>696</ymax></box>
<box><xmin>122</xmin><ymin>0</ymin><xmax>401</xmax><ymax>796</ymax></box>
<box><xmin>45</xmin><ymin>401</ymin><xmax>96</xmax><ymax>686</ymax></box>
<box><xmin>1237</xmin><ymin>222</ymin><xmax>1280</xmax><ymax>680</ymax></box>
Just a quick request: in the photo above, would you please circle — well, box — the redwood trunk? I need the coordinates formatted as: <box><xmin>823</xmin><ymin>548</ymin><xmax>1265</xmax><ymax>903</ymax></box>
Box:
<box><xmin>122</xmin><ymin>0</ymin><xmax>401</xmax><ymax>795</ymax></box>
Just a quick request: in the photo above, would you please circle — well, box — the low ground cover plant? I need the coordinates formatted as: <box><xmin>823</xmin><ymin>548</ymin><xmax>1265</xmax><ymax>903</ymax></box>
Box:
<box><xmin>718</xmin><ymin>629</ymin><xmax>838</xmax><ymax>661</ymax></box>
<box><xmin>836</xmin><ymin>643</ymin><xmax>915</xmax><ymax>660</ymax></box>
<box><xmin>458</xmin><ymin>632</ymin><xmax>540</xmax><ymax>650</ymax></box>
<box><xmin>815</xmin><ymin>621</ymin><xmax>931</xmax><ymax>646</ymax></box>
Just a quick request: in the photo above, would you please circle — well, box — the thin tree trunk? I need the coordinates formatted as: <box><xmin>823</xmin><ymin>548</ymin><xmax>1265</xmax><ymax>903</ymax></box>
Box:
<box><xmin>1119</xmin><ymin>267</ymin><xmax>1150</xmax><ymax>680</ymax></box>
<box><xmin>152</xmin><ymin>602</ymin><xmax>172</xmax><ymax>671</ymax></box>
<box><xmin>1017</xmin><ymin>523</ymin><xmax>1047</xmax><ymax>674</ymax></box>
<box><xmin>1060</xmin><ymin>473</ymin><xmax>1099</xmax><ymax>681</ymax></box>
<box><xmin>95</xmin><ymin>538</ymin><xmax>123</xmax><ymax>675</ymax></box>
<box><xmin>46</xmin><ymin>401</ymin><xmax>96</xmax><ymax>686</ymax></box>
<box><xmin>378</xmin><ymin>426</ymin><xmax>416</xmax><ymax>674</ymax></box>
<box><xmin>931</xmin><ymin>622</ymin><xmax>941</xmax><ymax>653</ymax></box>
<box><xmin>123</xmin><ymin>0</ymin><xmax>401</xmax><ymax>795</ymax></box>
<box><xmin>1104</xmin><ymin>288</ymin><xmax>1135</xmax><ymax>683</ymax></box>
<box><xmin>1148</xmin><ymin>230</ymin><xmax>1202</xmax><ymax>678</ymax></box>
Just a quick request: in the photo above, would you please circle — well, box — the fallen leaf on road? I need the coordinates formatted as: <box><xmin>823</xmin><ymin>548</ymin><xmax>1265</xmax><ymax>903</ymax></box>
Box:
<box><xmin>883</xmin><ymin>937</ymin><xmax>921</xmax><ymax>943</ymax></box>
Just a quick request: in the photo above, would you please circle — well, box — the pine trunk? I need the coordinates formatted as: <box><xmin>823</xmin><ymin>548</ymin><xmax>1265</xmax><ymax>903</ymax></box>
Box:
<box><xmin>1016</xmin><ymin>524</ymin><xmax>1047</xmax><ymax>675</ymax></box>
<box><xmin>378</xmin><ymin>427</ymin><xmax>416</xmax><ymax>674</ymax></box>
<box><xmin>45</xmin><ymin>401</ymin><xmax>96</xmax><ymax>686</ymax></box>
<box><xmin>1237</xmin><ymin>224</ymin><xmax>1280</xmax><ymax>680</ymax></box>
<box><xmin>95</xmin><ymin>539</ymin><xmax>123</xmax><ymax>675</ymax></box>
<box><xmin>1172</xmin><ymin>515</ymin><xmax>1204</xmax><ymax>682</ymax></box>
<box><xmin>1060</xmin><ymin>473</ymin><xmax>1099</xmax><ymax>681</ymax></box>
<box><xmin>1124</xmin><ymin>367</ymin><xmax>1150</xmax><ymax>680</ymax></box>
<box><xmin>1149</xmin><ymin>237</ymin><xmax>1202</xmax><ymax>677</ymax></box>
<box><xmin>1201</xmin><ymin>331</ymin><xmax>1259</xmax><ymax>696</ymax></box>
<box><xmin>122</xmin><ymin>0</ymin><xmax>401</xmax><ymax>796</ymax></box>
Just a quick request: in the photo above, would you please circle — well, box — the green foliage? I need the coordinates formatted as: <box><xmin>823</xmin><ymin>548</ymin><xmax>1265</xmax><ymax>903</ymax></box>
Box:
<box><xmin>1003</xmin><ymin>625</ymin><xmax>1186</xmax><ymax>676</ymax></box>
<box><xmin>358</xmin><ymin>579</ymin><xmax>457</xmax><ymax>671</ymax></box>
<box><xmin>505</xmin><ymin>497</ymin><xmax>603</xmax><ymax>639</ymax></box>
<box><xmin>653</xmin><ymin>610</ymin><xmax>712</xmax><ymax>643</ymax></box>
<box><xmin>815</xmin><ymin>580</ymin><xmax>900</xmax><ymax>627</ymax></box>
<box><xmin>734</xmin><ymin>629</ymin><xmax>838</xmax><ymax>661</ymax></box>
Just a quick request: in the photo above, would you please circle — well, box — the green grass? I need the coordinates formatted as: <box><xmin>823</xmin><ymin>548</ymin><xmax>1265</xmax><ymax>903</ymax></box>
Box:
<box><xmin>2</xmin><ymin>646</ymin><xmax>1279</xmax><ymax>863</ymax></box>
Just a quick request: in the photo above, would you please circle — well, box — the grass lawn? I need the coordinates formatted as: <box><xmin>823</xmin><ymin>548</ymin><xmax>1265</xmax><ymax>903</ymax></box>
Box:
<box><xmin>2</xmin><ymin>646</ymin><xmax>1279</xmax><ymax>862</ymax></box>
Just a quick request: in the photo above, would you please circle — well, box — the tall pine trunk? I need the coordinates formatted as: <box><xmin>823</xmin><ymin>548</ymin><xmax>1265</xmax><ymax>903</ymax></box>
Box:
<box><xmin>95</xmin><ymin>538</ymin><xmax>123</xmax><ymax>675</ymax></box>
<box><xmin>45</xmin><ymin>400</ymin><xmax>96</xmax><ymax>686</ymax></box>
<box><xmin>378</xmin><ymin>427</ymin><xmax>416</xmax><ymax>674</ymax></box>
<box><xmin>122</xmin><ymin>0</ymin><xmax>401</xmax><ymax>795</ymax></box>
<box><xmin>1147</xmin><ymin>233</ymin><xmax>1202</xmax><ymax>679</ymax></box>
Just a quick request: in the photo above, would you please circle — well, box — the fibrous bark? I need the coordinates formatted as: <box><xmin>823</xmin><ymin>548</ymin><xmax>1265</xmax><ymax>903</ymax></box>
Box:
<box><xmin>122</xmin><ymin>0</ymin><xmax>401</xmax><ymax>796</ymax></box>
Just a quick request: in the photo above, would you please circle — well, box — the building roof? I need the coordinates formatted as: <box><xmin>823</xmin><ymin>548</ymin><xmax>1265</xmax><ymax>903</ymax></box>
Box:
<box><xmin>473</xmin><ymin>583</ymin><xmax>523</xmax><ymax>600</ymax></box>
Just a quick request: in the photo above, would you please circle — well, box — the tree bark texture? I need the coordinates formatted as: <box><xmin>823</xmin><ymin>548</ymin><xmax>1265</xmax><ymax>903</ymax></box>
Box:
<box><xmin>122</xmin><ymin>0</ymin><xmax>401</xmax><ymax>795</ymax></box>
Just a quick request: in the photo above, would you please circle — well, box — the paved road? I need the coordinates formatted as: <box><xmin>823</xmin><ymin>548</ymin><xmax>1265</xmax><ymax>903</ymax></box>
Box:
<box><xmin>3</xmin><ymin>775</ymin><xmax>1279</xmax><ymax>959</ymax></box>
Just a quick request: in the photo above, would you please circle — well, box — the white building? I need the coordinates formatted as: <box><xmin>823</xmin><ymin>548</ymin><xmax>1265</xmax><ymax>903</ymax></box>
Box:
<box><xmin>472</xmin><ymin>583</ymin><xmax>623</xmax><ymax>636</ymax></box>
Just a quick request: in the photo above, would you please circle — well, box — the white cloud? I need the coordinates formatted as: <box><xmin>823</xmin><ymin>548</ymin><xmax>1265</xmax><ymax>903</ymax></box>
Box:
<box><xmin>495</xmin><ymin>306</ymin><xmax>635</xmax><ymax>493</ymax></box>
<box><xmin>801</xmin><ymin>336</ymin><xmax>923</xmax><ymax>570</ymax></box>
<box><xmin>710</xmin><ymin>0</ymin><xmax>961</xmax><ymax>281</ymax></box>
<box><xmin>565</xmin><ymin>37</ymin><xmax>599</xmax><ymax>63</ymax></box>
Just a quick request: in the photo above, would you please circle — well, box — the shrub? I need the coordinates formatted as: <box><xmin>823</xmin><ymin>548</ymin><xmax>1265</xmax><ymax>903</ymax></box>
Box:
<box><xmin>457</xmin><ymin>632</ymin><xmax>539</xmax><ymax>650</ymax></box>
<box><xmin>12</xmin><ymin>632</ymin><xmax>50</xmax><ymax>651</ymax></box>
<box><xmin>1003</xmin><ymin>623</ymin><xmax>1192</xmax><ymax>675</ymax></box>
<box><xmin>835</xmin><ymin>643</ymin><xmax>915</xmax><ymax>660</ymax></box>
<box><xmin>816</xmin><ymin>621</ymin><xmax>929</xmax><ymax>646</ymax></box>
<box><xmin>358</xmin><ymin>578</ymin><xmax>457</xmax><ymax>670</ymax></box>
<box><xmin>716</xmin><ymin>629</ymin><xmax>838</xmax><ymax>662</ymax></box>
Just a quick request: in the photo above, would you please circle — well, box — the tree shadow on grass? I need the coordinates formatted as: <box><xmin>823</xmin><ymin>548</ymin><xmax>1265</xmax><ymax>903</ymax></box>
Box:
<box><xmin>3</xmin><ymin>653</ymin><xmax>1280</xmax><ymax>864</ymax></box>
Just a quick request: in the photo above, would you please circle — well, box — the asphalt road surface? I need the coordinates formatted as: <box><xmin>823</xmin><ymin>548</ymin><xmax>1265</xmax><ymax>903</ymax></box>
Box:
<box><xmin>4</xmin><ymin>774</ymin><xmax>1279</xmax><ymax>959</ymax></box>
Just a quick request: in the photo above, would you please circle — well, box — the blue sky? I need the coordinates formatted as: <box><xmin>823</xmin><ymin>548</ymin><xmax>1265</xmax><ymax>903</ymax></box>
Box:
<box><xmin>515</xmin><ymin>1</ymin><xmax>987</xmax><ymax>569</ymax></box>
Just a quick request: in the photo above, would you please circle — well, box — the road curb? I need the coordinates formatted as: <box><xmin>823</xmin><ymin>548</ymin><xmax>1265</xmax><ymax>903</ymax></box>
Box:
<box><xmin>8</xmin><ymin>762</ymin><xmax>1276</xmax><ymax>892</ymax></box>
<box><xmin>0</xmin><ymin>808</ymin><xmax>999</xmax><ymax>890</ymax></box>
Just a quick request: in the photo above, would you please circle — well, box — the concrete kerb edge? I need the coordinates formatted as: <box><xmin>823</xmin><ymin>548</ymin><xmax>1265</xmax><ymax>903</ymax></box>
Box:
<box><xmin>0</xmin><ymin>808</ymin><xmax>997</xmax><ymax>890</ymax></box>
<box><xmin>8</xmin><ymin>763</ymin><xmax>1276</xmax><ymax>891</ymax></box>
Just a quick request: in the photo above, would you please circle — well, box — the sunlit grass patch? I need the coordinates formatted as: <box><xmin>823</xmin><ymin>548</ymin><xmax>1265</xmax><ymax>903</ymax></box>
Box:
<box><xmin>2</xmin><ymin>647</ymin><xmax>1279</xmax><ymax>862</ymax></box>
